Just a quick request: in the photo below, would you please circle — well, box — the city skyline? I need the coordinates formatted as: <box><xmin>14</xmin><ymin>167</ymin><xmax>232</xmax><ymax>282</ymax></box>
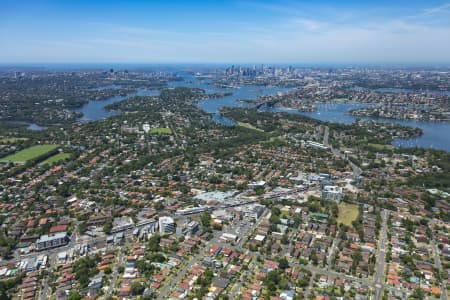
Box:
<box><xmin>1</xmin><ymin>0</ymin><xmax>450</xmax><ymax>64</ymax></box>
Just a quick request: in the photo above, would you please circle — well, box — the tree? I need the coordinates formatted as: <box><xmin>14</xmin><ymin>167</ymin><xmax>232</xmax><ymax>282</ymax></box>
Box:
<box><xmin>67</xmin><ymin>290</ymin><xmax>83</xmax><ymax>300</ymax></box>
<box><xmin>154</xmin><ymin>201</ymin><xmax>164</xmax><ymax>211</ymax></box>
<box><xmin>148</xmin><ymin>234</ymin><xmax>161</xmax><ymax>252</ymax></box>
<box><xmin>0</xmin><ymin>231</ymin><xmax>16</xmax><ymax>259</ymax></box>
<box><xmin>278</xmin><ymin>257</ymin><xmax>289</xmax><ymax>270</ymax></box>
<box><xmin>201</xmin><ymin>213</ymin><xmax>212</xmax><ymax>232</ymax></box>
<box><xmin>131</xmin><ymin>281</ymin><xmax>145</xmax><ymax>295</ymax></box>
<box><xmin>201</xmin><ymin>213</ymin><xmax>212</xmax><ymax>227</ymax></box>
<box><xmin>135</xmin><ymin>259</ymin><xmax>147</xmax><ymax>274</ymax></box>
<box><xmin>310</xmin><ymin>251</ymin><xmax>318</xmax><ymax>265</ymax></box>
<box><xmin>0</xmin><ymin>272</ymin><xmax>25</xmax><ymax>299</ymax></box>
<box><xmin>73</xmin><ymin>255</ymin><xmax>100</xmax><ymax>288</ymax></box>
<box><xmin>352</xmin><ymin>248</ymin><xmax>363</xmax><ymax>273</ymax></box>
<box><xmin>143</xmin><ymin>293</ymin><xmax>155</xmax><ymax>300</ymax></box>
<box><xmin>78</xmin><ymin>221</ymin><xmax>88</xmax><ymax>234</ymax></box>
<box><xmin>265</xmin><ymin>270</ymin><xmax>281</xmax><ymax>292</ymax></box>
<box><xmin>410</xmin><ymin>288</ymin><xmax>425</xmax><ymax>300</ymax></box>
<box><xmin>255</xmin><ymin>186</ymin><xmax>265</xmax><ymax>195</ymax></box>
<box><xmin>103</xmin><ymin>219</ymin><xmax>113</xmax><ymax>235</ymax></box>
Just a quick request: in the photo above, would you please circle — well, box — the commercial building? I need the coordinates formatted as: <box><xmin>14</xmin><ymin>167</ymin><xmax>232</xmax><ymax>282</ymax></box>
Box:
<box><xmin>322</xmin><ymin>185</ymin><xmax>343</xmax><ymax>203</ymax></box>
<box><xmin>194</xmin><ymin>190</ymin><xmax>238</xmax><ymax>203</ymax></box>
<box><xmin>306</xmin><ymin>140</ymin><xmax>329</xmax><ymax>150</ymax></box>
<box><xmin>242</xmin><ymin>204</ymin><xmax>266</xmax><ymax>220</ymax></box>
<box><xmin>177</xmin><ymin>220</ymin><xmax>200</xmax><ymax>236</ymax></box>
<box><xmin>36</xmin><ymin>232</ymin><xmax>70</xmax><ymax>251</ymax></box>
<box><xmin>184</xmin><ymin>221</ymin><xmax>199</xmax><ymax>236</ymax></box>
<box><xmin>159</xmin><ymin>216</ymin><xmax>175</xmax><ymax>235</ymax></box>
<box><xmin>220</xmin><ymin>233</ymin><xmax>238</xmax><ymax>242</ymax></box>
<box><xmin>248</xmin><ymin>181</ymin><xmax>266</xmax><ymax>190</ymax></box>
<box><xmin>176</xmin><ymin>206</ymin><xmax>208</xmax><ymax>215</ymax></box>
<box><xmin>87</xmin><ymin>214</ymin><xmax>111</xmax><ymax>226</ymax></box>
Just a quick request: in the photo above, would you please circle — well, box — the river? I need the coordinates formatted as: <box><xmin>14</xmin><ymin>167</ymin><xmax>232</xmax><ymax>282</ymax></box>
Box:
<box><xmin>349</xmin><ymin>86</ymin><xmax>450</xmax><ymax>96</ymax></box>
<box><xmin>27</xmin><ymin>77</ymin><xmax>450</xmax><ymax>152</ymax></box>
<box><xmin>74</xmin><ymin>88</ymin><xmax>160</xmax><ymax>121</ymax></box>
<box><xmin>167</xmin><ymin>73</ymin><xmax>291</xmax><ymax>125</ymax></box>
<box><xmin>264</xmin><ymin>102</ymin><xmax>450</xmax><ymax>151</ymax></box>
<box><xmin>169</xmin><ymin>74</ymin><xmax>450</xmax><ymax>151</ymax></box>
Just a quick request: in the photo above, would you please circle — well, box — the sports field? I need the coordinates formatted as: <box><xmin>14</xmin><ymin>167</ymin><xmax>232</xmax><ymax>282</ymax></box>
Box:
<box><xmin>1</xmin><ymin>144</ymin><xmax>59</xmax><ymax>163</ymax></box>
<box><xmin>40</xmin><ymin>153</ymin><xmax>71</xmax><ymax>166</ymax></box>
<box><xmin>368</xmin><ymin>143</ymin><xmax>394</xmax><ymax>150</ymax></box>
<box><xmin>237</xmin><ymin>122</ymin><xmax>264</xmax><ymax>132</ymax></box>
<box><xmin>150</xmin><ymin>127</ymin><xmax>172</xmax><ymax>135</ymax></box>
<box><xmin>337</xmin><ymin>203</ymin><xmax>359</xmax><ymax>226</ymax></box>
<box><xmin>0</xmin><ymin>137</ymin><xmax>29</xmax><ymax>143</ymax></box>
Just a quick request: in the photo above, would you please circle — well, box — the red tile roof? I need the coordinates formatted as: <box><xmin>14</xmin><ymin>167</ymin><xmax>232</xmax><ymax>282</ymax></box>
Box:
<box><xmin>49</xmin><ymin>224</ymin><xmax>68</xmax><ymax>233</ymax></box>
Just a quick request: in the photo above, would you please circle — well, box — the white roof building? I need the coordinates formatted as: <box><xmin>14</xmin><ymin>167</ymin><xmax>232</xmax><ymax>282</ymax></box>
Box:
<box><xmin>159</xmin><ymin>216</ymin><xmax>175</xmax><ymax>235</ymax></box>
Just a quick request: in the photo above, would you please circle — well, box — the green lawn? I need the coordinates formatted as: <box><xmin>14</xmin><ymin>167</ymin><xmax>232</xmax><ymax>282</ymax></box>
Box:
<box><xmin>337</xmin><ymin>203</ymin><xmax>359</xmax><ymax>226</ymax></box>
<box><xmin>0</xmin><ymin>137</ymin><xmax>29</xmax><ymax>143</ymax></box>
<box><xmin>1</xmin><ymin>144</ymin><xmax>59</xmax><ymax>163</ymax></box>
<box><xmin>268</xmin><ymin>136</ymin><xmax>286</xmax><ymax>142</ymax></box>
<box><xmin>237</xmin><ymin>122</ymin><xmax>264</xmax><ymax>132</ymax></box>
<box><xmin>150</xmin><ymin>127</ymin><xmax>172</xmax><ymax>135</ymax></box>
<box><xmin>368</xmin><ymin>143</ymin><xmax>394</xmax><ymax>150</ymax></box>
<box><xmin>40</xmin><ymin>153</ymin><xmax>71</xmax><ymax>166</ymax></box>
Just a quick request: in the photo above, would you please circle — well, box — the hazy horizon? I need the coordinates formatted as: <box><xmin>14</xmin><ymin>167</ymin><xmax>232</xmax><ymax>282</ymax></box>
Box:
<box><xmin>2</xmin><ymin>62</ymin><xmax>450</xmax><ymax>70</ymax></box>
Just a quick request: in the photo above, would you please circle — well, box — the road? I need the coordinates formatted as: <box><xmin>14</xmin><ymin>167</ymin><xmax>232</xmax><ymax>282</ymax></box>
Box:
<box><xmin>0</xmin><ymin>219</ymin><xmax>158</xmax><ymax>298</ymax></box>
<box><xmin>106</xmin><ymin>243</ymin><xmax>127</xmax><ymax>297</ymax></box>
<box><xmin>11</xmin><ymin>207</ymin><xmax>416</xmax><ymax>300</ymax></box>
<box><xmin>156</xmin><ymin>215</ymin><xmax>265</xmax><ymax>299</ymax></box>
<box><xmin>323</xmin><ymin>126</ymin><xmax>329</xmax><ymax>147</ymax></box>
<box><xmin>326</xmin><ymin>125</ymin><xmax>362</xmax><ymax>180</ymax></box>
<box><xmin>431</xmin><ymin>230</ymin><xmax>448</xmax><ymax>300</ymax></box>
<box><xmin>303</xmin><ymin>271</ymin><xmax>315</xmax><ymax>299</ymax></box>
<box><xmin>228</xmin><ymin>259</ymin><xmax>255</xmax><ymax>299</ymax></box>
<box><xmin>331</xmin><ymin>146</ymin><xmax>362</xmax><ymax>178</ymax></box>
<box><xmin>39</xmin><ymin>276</ymin><xmax>49</xmax><ymax>300</ymax></box>
<box><xmin>374</xmin><ymin>209</ymin><xmax>389</xmax><ymax>300</ymax></box>
<box><xmin>3</xmin><ymin>220</ymin><xmax>155</xmax><ymax>268</ymax></box>
<box><xmin>248</xmin><ymin>237</ymin><xmax>410</xmax><ymax>300</ymax></box>
<box><xmin>324</xmin><ymin>125</ymin><xmax>362</xmax><ymax>179</ymax></box>
<box><xmin>156</xmin><ymin>236</ymin><xmax>220</xmax><ymax>300</ymax></box>
<box><xmin>327</xmin><ymin>236</ymin><xmax>340</xmax><ymax>271</ymax></box>
<box><xmin>292</xmin><ymin>258</ymin><xmax>408</xmax><ymax>298</ymax></box>
<box><xmin>152</xmin><ymin>207</ymin><xmax>408</xmax><ymax>300</ymax></box>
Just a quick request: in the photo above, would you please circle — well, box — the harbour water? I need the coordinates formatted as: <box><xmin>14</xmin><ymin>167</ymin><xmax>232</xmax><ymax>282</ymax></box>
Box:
<box><xmin>349</xmin><ymin>86</ymin><xmax>450</xmax><ymax>96</ymax></box>
<box><xmin>265</xmin><ymin>102</ymin><xmax>450</xmax><ymax>151</ymax></box>
<box><xmin>27</xmin><ymin>75</ymin><xmax>450</xmax><ymax>152</ymax></box>
<box><xmin>173</xmin><ymin>75</ymin><xmax>450</xmax><ymax>151</ymax></box>
<box><xmin>74</xmin><ymin>89</ymin><xmax>160</xmax><ymax>121</ymax></box>
<box><xmin>167</xmin><ymin>73</ymin><xmax>291</xmax><ymax>125</ymax></box>
<box><xmin>374</xmin><ymin>88</ymin><xmax>450</xmax><ymax>96</ymax></box>
<box><xmin>27</xmin><ymin>123</ymin><xmax>47</xmax><ymax>131</ymax></box>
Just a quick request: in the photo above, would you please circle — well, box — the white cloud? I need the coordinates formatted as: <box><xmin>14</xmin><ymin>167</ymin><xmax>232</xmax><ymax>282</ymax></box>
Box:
<box><xmin>423</xmin><ymin>2</ymin><xmax>450</xmax><ymax>15</ymax></box>
<box><xmin>289</xmin><ymin>18</ymin><xmax>324</xmax><ymax>31</ymax></box>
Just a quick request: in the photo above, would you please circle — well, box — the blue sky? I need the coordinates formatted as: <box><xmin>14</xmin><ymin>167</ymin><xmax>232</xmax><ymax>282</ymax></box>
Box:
<box><xmin>1</xmin><ymin>0</ymin><xmax>450</xmax><ymax>64</ymax></box>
